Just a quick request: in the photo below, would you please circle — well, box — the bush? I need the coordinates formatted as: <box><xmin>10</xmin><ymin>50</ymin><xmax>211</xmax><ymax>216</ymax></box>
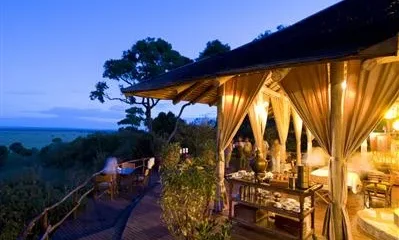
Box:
<box><xmin>9</xmin><ymin>142</ymin><xmax>33</xmax><ymax>157</ymax></box>
<box><xmin>0</xmin><ymin>146</ymin><xmax>8</xmax><ymax>166</ymax></box>
<box><xmin>160</xmin><ymin>143</ymin><xmax>231</xmax><ymax>239</ymax></box>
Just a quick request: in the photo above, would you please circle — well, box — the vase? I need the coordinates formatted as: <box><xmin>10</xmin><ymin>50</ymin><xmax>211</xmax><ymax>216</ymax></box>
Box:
<box><xmin>250</xmin><ymin>150</ymin><xmax>267</xmax><ymax>174</ymax></box>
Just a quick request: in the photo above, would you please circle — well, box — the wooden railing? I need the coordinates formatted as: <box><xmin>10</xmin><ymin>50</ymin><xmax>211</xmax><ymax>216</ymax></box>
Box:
<box><xmin>19</xmin><ymin>157</ymin><xmax>152</xmax><ymax>240</ymax></box>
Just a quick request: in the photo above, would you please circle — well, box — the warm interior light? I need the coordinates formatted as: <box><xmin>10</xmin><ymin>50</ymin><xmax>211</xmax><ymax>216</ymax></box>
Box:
<box><xmin>385</xmin><ymin>108</ymin><xmax>396</xmax><ymax>119</ymax></box>
<box><xmin>393</xmin><ymin>120</ymin><xmax>399</xmax><ymax>131</ymax></box>
<box><xmin>341</xmin><ymin>80</ymin><xmax>347</xmax><ymax>90</ymax></box>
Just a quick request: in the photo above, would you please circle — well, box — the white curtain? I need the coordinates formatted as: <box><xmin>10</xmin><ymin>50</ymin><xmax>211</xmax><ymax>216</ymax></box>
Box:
<box><xmin>306</xmin><ymin>127</ymin><xmax>314</xmax><ymax>154</ymax></box>
<box><xmin>248</xmin><ymin>92</ymin><xmax>269</xmax><ymax>157</ymax></box>
<box><xmin>279</xmin><ymin>60</ymin><xmax>399</xmax><ymax>240</ymax></box>
<box><xmin>270</xmin><ymin>96</ymin><xmax>291</xmax><ymax>172</ymax></box>
<box><xmin>215</xmin><ymin>71</ymin><xmax>269</xmax><ymax>211</ymax></box>
<box><xmin>292</xmin><ymin>107</ymin><xmax>303</xmax><ymax>164</ymax></box>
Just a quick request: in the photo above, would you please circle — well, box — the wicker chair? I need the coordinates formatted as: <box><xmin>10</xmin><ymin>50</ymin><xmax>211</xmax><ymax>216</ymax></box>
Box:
<box><xmin>119</xmin><ymin>162</ymin><xmax>136</xmax><ymax>192</ymax></box>
<box><xmin>363</xmin><ymin>171</ymin><xmax>393</xmax><ymax>208</ymax></box>
<box><xmin>120</xmin><ymin>162</ymin><xmax>135</xmax><ymax>169</ymax></box>
<box><xmin>94</xmin><ymin>174</ymin><xmax>117</xmax><ymax>200</ymax></box>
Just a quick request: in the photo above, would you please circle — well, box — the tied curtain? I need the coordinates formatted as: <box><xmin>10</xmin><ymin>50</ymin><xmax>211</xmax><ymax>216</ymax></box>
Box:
<box><xmin>306</xmin><ymin>127</ymin><xmax>315</xmax><ymax>154</ymax></box>
<box><xmin>270</xmin><ymin>96</ymin><xmax>291</xmax><ymax>172</ymax></box>
<box><xmin>215</xmin><ymin>71</ymin><xmax>269</xmax><ymax>211</ymax></box>
<box><xmin>279</xmin><ymin>60</ymin><xmax>399</xmax><ymax>240</ymax></box>
<box><xmin>292</xmin><ymin>107</ymin><xmax>303</xmax><ymax>164</ymax></box>
<box><xmin>248</xmin><ymin>91</ymin><xmax>269</xmax><ymax>157</ymax></box>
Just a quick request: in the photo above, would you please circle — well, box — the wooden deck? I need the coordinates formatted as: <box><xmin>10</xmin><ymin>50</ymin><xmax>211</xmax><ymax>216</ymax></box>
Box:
<box><xmin>50</xmin><ymin>172</ymin><xmax>399</xmax><ymax>240</ymax></box>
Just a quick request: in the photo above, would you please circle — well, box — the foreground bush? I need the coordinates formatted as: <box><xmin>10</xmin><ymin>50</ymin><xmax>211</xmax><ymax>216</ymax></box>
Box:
<box><xmin>160</xmin><ymin>143</ymin><xmax>231</xmax><ymax>240</ymax></box>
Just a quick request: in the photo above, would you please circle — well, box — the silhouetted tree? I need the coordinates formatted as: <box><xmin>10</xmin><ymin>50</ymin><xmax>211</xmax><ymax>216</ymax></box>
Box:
<box><xmin>117</xmin><ymin>107</ymin><xmax>144</xmax><ymax>129</ymax></box>
<box><xmin>9</xmin><ymin>142</ymin><xmax>33</xmax><ymax>157</ymax></box>
<box><xmin>153</xmin><ymin>111</ymin><xmax>185</xmax><ymax>138</ymax></box>
<box><xmin>197</xmin><ymin>40</ymin><xmax>231</xmax><ymax>60</ymax></box>
<box><xmin>90</xmin><ymin>38</ymin><xmax>193</xmax><ymax>132</ymax></box>
<box><xmin>254</xmin><ymin>24</ymin><xmax>288</xmax><ymax>41</ymax></box>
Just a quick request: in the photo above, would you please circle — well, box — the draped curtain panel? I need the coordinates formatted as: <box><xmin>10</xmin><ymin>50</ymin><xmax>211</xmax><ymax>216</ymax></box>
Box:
<box><xmin>306</xmin><ymin>127</ymin><xmax>315</xmax><ymax>154</ymax></box>
<box><xmin>270</xmin><ymin>96</ymin><xmax>291</xmax><ymax>172</ymax></box>
<box><xmin>215</xmin><ymin>71</ymin><xmax>269</xmax><ymax>211</ymax></box>
<box><xmin>292</xmin><ymin>107</ymin><xmax>303</xmax><ymax>164</ymax></box>
<box><xmin>248</xmin><ymin>92</ymin><xmax>269</xmax><ymax>157</ymax></box>
<box><xmin>279</xmin><ymin>60</ymin><xmax>399</xmax><ymax>240</ymax></box>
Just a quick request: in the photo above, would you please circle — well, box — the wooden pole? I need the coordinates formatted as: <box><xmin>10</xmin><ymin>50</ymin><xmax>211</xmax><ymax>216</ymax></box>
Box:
<box><xmin>215</xmin><ymin>86</ymin><xmax>225</xmax><ymax>212</ymax></box>
<box><xmin>329</xmin><ymin>61</ymin><xmax>348</xmax><ymax>239</ymax></box>
<box><xmin>41</xmin><ymin>210</ymin><xmax>49</xmax><ymax>240</ymax></box>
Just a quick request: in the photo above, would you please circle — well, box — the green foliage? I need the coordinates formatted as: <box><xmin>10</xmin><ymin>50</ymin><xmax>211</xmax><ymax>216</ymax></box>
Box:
<box><xmin>160</xmin><ymin>143</ymin><xmax>230</xmax><ymax>239</ymax></box>
<box><xmin>0</xmin><ymin>146</ymin><xmax>8</xmax><ymax>167</ymax></box>
<box><xmin>90</xmin><ymin>37</ymin><xmax>193</xmax><ymax>132</ymax></box>
<box><xmin>197</xmin><ymin>40</ymin><xmax>231</xmax><ymax>61</ymax></box>
<box><xmin>40</xmin><ymin>131</ymin><xmax>152</xmax><ymax>169</ymax></box>
<box><xmin>9</xmin><ymin>142</ymin><xmax>33</xmax><ymax>157</ymax></box>
<box><xmin>173</xmin><ymin>122</ymin><xmax>216</xmax><ymax>157</ymax></box>
<box><xmin>0</xmin><ymin>170</ymin><xmax>73</xmax><ymax>240</ymax></box>
<box><xmin>153</xmin><ymin>111</ymin><xmax>184</xmax><ymax>138</ymax></box>
<box><xmin>52</xmin><ymin>137</ymin><xmax>63</xmax><ymax>143</ymax></box>
<box><xmin>117</xmin><ymin>107</ymin><xmax>144</xmax><ymax>129</ymax></box>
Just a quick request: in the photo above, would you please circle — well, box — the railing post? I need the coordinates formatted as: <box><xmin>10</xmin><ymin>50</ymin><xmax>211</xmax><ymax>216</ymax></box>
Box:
<box><xmin>73</xmin><ymin>192</ymin><xmax>78</xmax><ymax>219</ymax></box>
<box><xmin>41</xmin><ymin>210</ymin><xmax>49</xmax><ymax>240</ymax></box>
<box><xmin>142</xmin><ymin>159</ymin><xmax>145</xmax><ymax>174</ymax></box>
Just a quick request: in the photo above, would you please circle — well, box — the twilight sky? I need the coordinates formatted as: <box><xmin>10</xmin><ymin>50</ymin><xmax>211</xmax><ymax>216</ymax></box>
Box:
<box><xmin>0</xmin><ymin>0</ymin><xmax>340</xmax><ymax>129</ymax></box>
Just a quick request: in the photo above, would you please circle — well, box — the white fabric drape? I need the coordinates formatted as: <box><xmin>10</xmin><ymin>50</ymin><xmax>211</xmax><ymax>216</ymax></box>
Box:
<box><xmin>279</xmin><ymin>60</ymin><xmax>399</xmax><ymax>240</ymax></box>
<box><xmin>292</xmin><ymin>107</ymin><xmax>303</xmax><ymax>164</ymax></box>
<box><xmin>270</xmin><ymin>96</ymin><xmax>291</xmax><ymax>172</ymax></box>
<box><xmin>248</xmin><ymin>92</ymin><xmax>269</xmax><ymax>157</ymax></box>
<box><xmin>215</xmin><ymin>71</ymin><xmax>269</xmax><ymax>211</ymax></box>
<box><xmin>306</xmin><ymin>127</ymin><xmax>314</xmax><ymax>154</ymax></box>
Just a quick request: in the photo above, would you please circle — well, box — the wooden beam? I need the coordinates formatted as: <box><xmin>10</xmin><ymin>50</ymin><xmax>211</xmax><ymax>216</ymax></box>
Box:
<box><xmin>212</xmin><ymin>75</ymin><xmax>235</xmax><ymax>87</ymax></box>
<box><xmin>190</xmin><ymin>84</ymin><xmax>216</xmax><ymax>104</ymax></box>
<box><xmin>208</xmin><ymin>97</ymin><xmax>219</xmax><ymax>107</ymax></box>
<box><xmin>263</xmin><ymin>87</ymin><xmax>284</xmax><ymax>99</ymax></box>
<box><xmin>172</xmin><ymin>81</ymin><xmax>202</xmax><ymax>104</ymax></box>
<box><xmin>359</xmin><ymin>35</ymin><xmax>399</xmax><ymax>58</ymax></box>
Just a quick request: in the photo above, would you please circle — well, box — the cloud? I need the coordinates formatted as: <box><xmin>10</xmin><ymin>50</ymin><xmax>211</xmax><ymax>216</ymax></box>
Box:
<box><xmin>5</xmin><ymin>90</ymin><xmax>46</xmax><ymax>96</ymax></box>
<box><xmin>39</xmin><ymin>107</ymin><xmax>125</xmax><ymax>119</ymax></box>
<box><xmin>78</xmin><ymin>116</ymin><xmax>122</xmax><ymax>123</ymax></box>
<box><xmin>0</xmin><ymin>107</ymin><xmax>126</xmax><ymax>129</ymax></box>
<box><xmin>109</xmin><ymin>105</ymin><xmax>127</xmax><ymax>112</ymax></box>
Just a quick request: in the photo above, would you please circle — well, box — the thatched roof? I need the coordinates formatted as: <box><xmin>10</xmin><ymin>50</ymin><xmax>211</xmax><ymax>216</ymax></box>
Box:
<box><xmin>123</xmin><ymin>0</ymin><xmax>399</xmax><ymax>104</ymax></box>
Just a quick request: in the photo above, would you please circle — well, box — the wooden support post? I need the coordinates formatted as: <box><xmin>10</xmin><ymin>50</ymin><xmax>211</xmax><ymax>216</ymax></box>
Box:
<box><xmin>41</xmin><ymin>210</ymin><xmax>49</xmax><ymax>240</ymax></box>
<box><xmin>329</xmin><ymin>61</ymin><xmax>348</xmax><ymax>239</ymax></box>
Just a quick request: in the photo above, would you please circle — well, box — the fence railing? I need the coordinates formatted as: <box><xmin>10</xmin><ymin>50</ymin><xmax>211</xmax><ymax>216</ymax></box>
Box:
<box><xmin>18</xmin><ymin>157</ymin><xmax>152</xmax><ymax>240</ymax></box>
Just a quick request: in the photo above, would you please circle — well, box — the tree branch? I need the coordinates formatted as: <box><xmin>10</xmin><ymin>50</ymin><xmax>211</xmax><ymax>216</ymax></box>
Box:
<box><xmin>105</xmin><ymin>94</ymin><xmax>143</xmax><ymax>106</ymax></box>
<box><xmin>119</xmin><ymin>76</ymin><xmax>134</xmax><ymax>86</ymax></box>
<box><xmin>167</xmin><ymin>102</ymin><xmax>192</xmax><ymax>143</ymax></box>
<box><xmin>150</xmin><ymin>99</ymin><xmax>160</xmax><ymax>109</ymax></box>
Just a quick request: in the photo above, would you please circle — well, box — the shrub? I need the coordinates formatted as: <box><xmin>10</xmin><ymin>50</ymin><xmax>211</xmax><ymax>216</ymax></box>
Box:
<box><xmin>9</xmin><ymin>142</ymin><xmax>33</xmax><ymax>157</ymax></box>
<box><xmin>0</xmin><ymin>146</ymin><xmax>8</xmax><ymax>166</ymax></box>
<box><xmin>160</xmin><ymin>143</ymin><xmax>231</xmax><ymax>239</ymax></box>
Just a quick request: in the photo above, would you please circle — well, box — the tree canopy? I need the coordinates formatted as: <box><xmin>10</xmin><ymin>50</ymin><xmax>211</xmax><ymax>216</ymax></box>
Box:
<box><xmin>197</xmin><ymin>40</ymin><xmax>231</xmax><ymax>61</ymax></box>
<box><xmin>117</xmin><ymin>107</ymin><xmax>144</xmax><ymax>129</ymax></box>
<box><xmin>90</xmin><ymin>37</ymin><xmax>193</xmax><ymax>132</ymax></box>
<box><xmin>254</xmin><ymin>24</ymin><xmax>288</xmax><ymax>41</ymax></box>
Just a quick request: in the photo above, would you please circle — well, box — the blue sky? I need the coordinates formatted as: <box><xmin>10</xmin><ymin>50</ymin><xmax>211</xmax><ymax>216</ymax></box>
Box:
<box><xmin>0</xmin><ymin>0</ymin><xmax>340</xmax><ymax>129</ymax></box>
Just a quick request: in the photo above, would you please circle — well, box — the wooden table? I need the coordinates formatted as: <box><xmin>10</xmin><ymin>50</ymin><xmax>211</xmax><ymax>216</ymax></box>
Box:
<box><xmin>226</xmin><ymin>177</ymin><xmax>322</xmax><ymax>240</ymax></box>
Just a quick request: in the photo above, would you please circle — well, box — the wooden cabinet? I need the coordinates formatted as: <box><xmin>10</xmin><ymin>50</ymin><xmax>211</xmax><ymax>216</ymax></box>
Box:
<box><xmin>226</xmin><ymin>177</ymin><xmax>322</xmax><ymax>240</ymax></box>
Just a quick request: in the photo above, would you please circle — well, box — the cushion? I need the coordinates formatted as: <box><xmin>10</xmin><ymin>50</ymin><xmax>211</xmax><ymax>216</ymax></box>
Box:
<box><xmin>365</xmin><ymin>183</ymin><xmax>389</xmax><ymax>192</ymax></box>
